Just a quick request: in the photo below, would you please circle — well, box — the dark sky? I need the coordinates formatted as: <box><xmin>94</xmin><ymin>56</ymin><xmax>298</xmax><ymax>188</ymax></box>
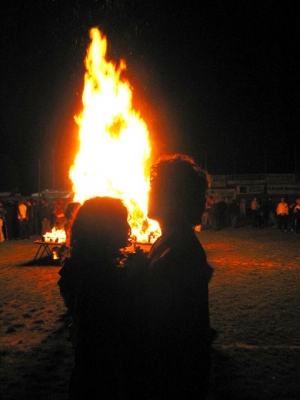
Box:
<box><xmin>1</xmin><ymin>0</ymin><xmax>299</xmax><ymax>194</ymax></box>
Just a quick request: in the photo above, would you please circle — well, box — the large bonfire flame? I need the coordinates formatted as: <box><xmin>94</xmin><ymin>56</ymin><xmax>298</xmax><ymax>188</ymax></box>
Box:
<box><xmin>69</xmin><ymin>28</ymin><xmax>159</xmax><ymax>243</ymax></box>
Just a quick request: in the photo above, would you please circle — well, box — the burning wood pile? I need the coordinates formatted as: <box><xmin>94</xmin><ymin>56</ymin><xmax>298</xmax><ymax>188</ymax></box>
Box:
<box><xmin>68</xmin><ymin>28</ymin><xmax>160</xmax><ymax>243</ymax></box>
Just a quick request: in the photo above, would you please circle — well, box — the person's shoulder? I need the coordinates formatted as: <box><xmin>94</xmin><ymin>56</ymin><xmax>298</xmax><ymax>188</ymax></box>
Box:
<box><xmin>58</xmin><ymin>257</ymin><xmax>77</xmax><ymax>278</ymax></box>
<box><xmin>163</xmin><ymin>230</ymin><xmax>206</xmax><ymax>266</ymax></box>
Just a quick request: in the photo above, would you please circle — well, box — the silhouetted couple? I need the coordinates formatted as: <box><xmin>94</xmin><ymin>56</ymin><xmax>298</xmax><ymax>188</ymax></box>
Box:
<box><xmin>58</xmin><ymin>154</ymin><xmax>212</xmax><ymax>399</ymax></box>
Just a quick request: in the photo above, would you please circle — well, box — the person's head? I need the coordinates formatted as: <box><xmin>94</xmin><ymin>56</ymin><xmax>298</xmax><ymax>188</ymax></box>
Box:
<box><xmin>148</xmin><ymin>154</ymin><xmax>209</xmax><ymax>229</ymax></box>
<box><xmin>71</xmin><ymin>196</ymin><xmax>129</xmax><ymax>255</ymax></box>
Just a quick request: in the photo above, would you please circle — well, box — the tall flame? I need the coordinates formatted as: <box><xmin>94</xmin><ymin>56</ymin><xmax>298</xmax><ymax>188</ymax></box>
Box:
<box><xmin>69</xmin><ymin>28</ymin><xmax>157</xmax><ymax>242</ymax></box>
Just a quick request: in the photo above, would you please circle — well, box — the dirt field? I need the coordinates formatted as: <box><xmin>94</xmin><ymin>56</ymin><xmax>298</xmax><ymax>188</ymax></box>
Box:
<box><xmin>0</xmin><ymin>225</ymin><xmax>299</xmax><ymax>399</ymax></box>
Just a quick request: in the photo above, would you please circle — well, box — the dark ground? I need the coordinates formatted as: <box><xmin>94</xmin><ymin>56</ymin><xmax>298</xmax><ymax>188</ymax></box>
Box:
<box><xmin>0</xmin><ymin>222</ymin><xmax>299</xmax><ymax>399</ymax></box>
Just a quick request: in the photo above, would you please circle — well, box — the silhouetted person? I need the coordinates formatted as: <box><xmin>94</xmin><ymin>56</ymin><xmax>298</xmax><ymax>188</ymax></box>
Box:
<box><xmin>39</xmin><ymin>199</ymin><xmax>51</xmax><ymax>235</ymax></box>
<box><xmin>239</xmin><ymin>197</ymin><xmax>247</xmax><ymax>218</ymax></box>
<box><xmin>288</xmin><ymin>198</ymin><xmax>297</xmax><ymax>231</ymax></box>
<box><xmin>32</xmin><ymin>200</ymin><xmax>39</xmax><ymax>235</ymax></box>
<box><xmin>294</xmin><ymin>198</ymin><xmax>300</xmax><ymax>233</ymax></box>
<box><xmin>64</xmin><ymin>202</ymin><xmax>81</xmax><ymax>246</ymax></box>
<box><xmin>0</xmin><ymin>214</ymin><xmax>5</xmax><ymax>242</ymax></box>
<box><xmin>58</xmin><ymin>196</ymin><xmax>145</xmax><ymax>399</ymax></box>
<box><xmin>17</xmin><ymin>200</ymin><xmax>28</xmax><ymax>239</ymax></box>
<box><xmin>146</xmin><ymin>154</ymin><xmax>212</xmax><ymax>399</ymax></box>
<box><xmin>276</xmin><ymin>197</ymin><xmax>289</xmax><ymax>231</ymax></box>
<box><xmin>3</xmin><ymin>201</ymin><xmax>14</xmax><ymax>239</ymax></box>
<box><xmin>0</xmin><ymin>202</ymin><xmax>7</xmax><ymax>240</ymax></box>
<box><xmin>52</xmin><ymin>198</ymin><xmax>66</xmax><ymax>230</ymax></box>
<box><xmin>266</xmin><ymin>197</ymin><xmax>277</xmax><ymax>227</ymax></box>
<box><xmin>227</xmin><ymin>199</ymin><xmax>240</xmax><ymax>228</ymax></box>
<box><xmin>26</xmin><ymin>199</ymin><xmax>33</xmax><ymax>237</ymax></box>
<box><xmin>251</xmin><ymin>196</ymin><xmax>261</xmax><ymax>228</ymax></box>
<box><xmin>216</xmin><ymin>199</ymin><xmax>228</xmax><ymax>229</ymax></box>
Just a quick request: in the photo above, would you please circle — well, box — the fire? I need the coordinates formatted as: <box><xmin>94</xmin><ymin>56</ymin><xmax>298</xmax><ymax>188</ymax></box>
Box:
<box><xmin>43</xmin><ymin>227</ymin><xmax>66</xmax><ymax>243</ymax></box>
<box><xmin>69</xmin><ymin>28</ymin><xmax>159</xmax><ymax>242</ymax></box>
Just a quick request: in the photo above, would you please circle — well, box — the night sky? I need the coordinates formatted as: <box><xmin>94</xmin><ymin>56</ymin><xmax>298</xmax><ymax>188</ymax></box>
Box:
<box><xmin>1</xmin><ymin>0</ymin><xmax>299</xmax><ymax>194</ymax></box>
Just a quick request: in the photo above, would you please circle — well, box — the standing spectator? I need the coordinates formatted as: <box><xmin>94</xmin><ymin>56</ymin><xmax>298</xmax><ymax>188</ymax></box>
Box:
<box><xmin>276</xmin><ymin>197</ymin><xmax>289</xmax><ymax>231</ymax></box>
<box><xmin>0</xmin><ymin>209</ymin><xmax>5</xmax><ymax>242</ymax></box>
<box><xmin>267</xmin><ymin>197</ymin><xmax>277</xmax><ymax>227</ymax></box>
<box><xmin>50</xmin><ymin>199</ymin><xmax>57</xmax><ymax>228</ymax></box>
<box><xmin>293</xmin><ymin>198</ymin><xmax>300</xmax><ymax>233</ymax></box>
<box><xmin>0</xmin><ymin>202</ymin><xmax>7</xmax><ymax>240</ymax></box>
<box><xmin>0</xmin><ymin>217</ymin><xmax>4</xmax><ymax>242</ymax></box>
<box><xmin>215</xmin><ymin>199</ymin><xmax>228</xmax><ymax>229</ymax></box>
<box><xmin>17</xmin><ymin>200</ymin><xmax>28</xmax><ymax>239</ymax></box>
<box><xmin>239</xmin><ymin>197</ymin><xmax>247</xmax><ymax>219</ymax></box>
<box><xmin>251</xmin><ymin>196</ymin><xmax>261</xmax><ymax>228</ymax></box>
<box><xmin>32</xmin><ymin>200</ymin><xmax>40</xmax><ymax>235</ymax></box>
<box><xmin>227</xmin><ymin>199</ymin><xmax>240</xmax><ymax>228</ymax></box>
<box><xmin>147</xmin><ymin>154</ymin><xmax>212</xmax><ymax>400</ymax></box>
<box><xmin>288</xmin><ymin>199</ymin><xmax>297</xmax><ymax>231</ymax></box>
<box><xmin>52</xmin><ymin>199</ymin><xmax>66</xmax><ymax>230</ymax></box>
<box><xmin>209</xmin><ymin>200</ymin><xmax>218</xmax><ymax>231</ymax></box>
<box><xmin>202</xmin><ymin>195</ymin><xmax>214</xmax><ymax>229</ymax></box>
<box><xmin>26</xmin><ymin>199</ymin><xmax>34</xmax><ymax>237</ymax></box>
<box><xmin>40</xmin><ymin>199</ymin><xmax>51</xmax><ymax>236</ymax></box>
<box><xmin>4</xmin><ymin>200</ymin><xmax>14</xmax><ymax>240</ymax></box>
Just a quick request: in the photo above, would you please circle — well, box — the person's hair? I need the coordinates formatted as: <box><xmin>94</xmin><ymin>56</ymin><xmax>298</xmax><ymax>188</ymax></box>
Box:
<box><xmin>150</xmin><ymin>154</ymin><xmax>209</xmax><ymax>226</ymax></box>
<box><xmin>64</xmin><ymin>202</ymin><xmax>81</xmax><ymax>220</ymax></box>
<box><xmin>71</xmin><ymin>196</ymin><xmax>128</xmax><ymax>256</ymax></box>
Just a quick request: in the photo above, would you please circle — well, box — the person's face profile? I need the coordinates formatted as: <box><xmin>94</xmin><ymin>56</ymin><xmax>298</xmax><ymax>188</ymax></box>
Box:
<box><xmin>116</xmin><ymin>219</ymin><xmax>131</xmax><ymax>248</ymax></box>
<box><xmin>147</xmin><ymin>180</ymin><xmax>161</xmax><ymax>222</ymax></box>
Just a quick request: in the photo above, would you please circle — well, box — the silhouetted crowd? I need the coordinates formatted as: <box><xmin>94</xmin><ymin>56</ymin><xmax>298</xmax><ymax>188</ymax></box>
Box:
<box><xmin>200</xmin><ymin>195</ymin><xmax>300</xmax><ymax>233</ymax></box>
<box><xmin>0</xmin><ymin>197</ymin><xmax>70</xmax><ymax>241</ymax></box>
<box><xmin>250</xmin><ymin>196</ymin><xmax>300</xmax><ymax>232</ymax></box>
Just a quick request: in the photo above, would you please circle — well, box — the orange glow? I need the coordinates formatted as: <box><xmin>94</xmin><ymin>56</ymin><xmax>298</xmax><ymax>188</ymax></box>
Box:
<box><xmin>43</xmin><ymin>227</ymin><xmax>66</xmax><ymax>243</ymax></box>
<box><xmin>69</xmin><ymin>28</ymin><xmax>159</xmax><ymax>242</ymax></box>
